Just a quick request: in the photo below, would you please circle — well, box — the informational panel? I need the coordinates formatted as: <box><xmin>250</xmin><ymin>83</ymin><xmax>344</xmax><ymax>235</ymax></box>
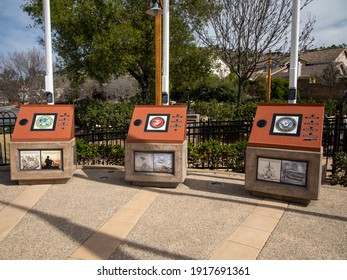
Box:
<box><xmin>126</xmin><ymin>105</ymin><xmax>187</xmax><ymax>143</ymax></box>
<box><xmin>11</xmin><ymin>105</ymin><xmax>74</xmax><ymax>142</ymax></box>
<box><xmin>134</xmin><ymin>151</ymin><xmax>174</xmax><ymax>174</ymax></box>
<box><xmin>248</xmin><ymin>104</ymin><xmax>324</xmax><ymax>152</ymax></box>
<box><xmin>256</xmin><ymin>157</ymin><xmax>307</xmax><ymax>187</ymax></box>
<box><xmin>19</xmin><ymin>149</ymin><xmax>63</xmax><ymax>171</ymax></box>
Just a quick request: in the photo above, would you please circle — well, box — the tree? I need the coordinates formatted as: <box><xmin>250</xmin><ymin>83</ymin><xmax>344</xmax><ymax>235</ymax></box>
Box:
<box><xmin>0</xmin><ymin>48</ymin><xmax>45</xmax><ymax>104</ymax></box>
<box><xmin>271</xmin><ymin>77</ymin><xmax>289</xmax><ymax>100</ymax></box>
<box><xmin>24</xmin><ymin>0</ymin><xmax>148</xmax><ymax>98</ymax></box>
<box><xmin>23</xmin><ymin>0</ymin><xmax>213</xmax><ymax>103</ymax></box>
<box><xmin>319</xmin><ymin>62</ymin><xmax>340</xmax><ymax>100</ymax></box>
<box><xmin>179</xmin><ymin>0</ymin><xmax>315</xmax><ymax>103</ymax></box>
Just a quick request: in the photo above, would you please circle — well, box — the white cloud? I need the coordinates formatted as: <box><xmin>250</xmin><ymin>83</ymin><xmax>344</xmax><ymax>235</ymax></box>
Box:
<box><xmin>302</xmin><ymin>0</ymin><xmax>347</xmax><ymax>47</ymax></box>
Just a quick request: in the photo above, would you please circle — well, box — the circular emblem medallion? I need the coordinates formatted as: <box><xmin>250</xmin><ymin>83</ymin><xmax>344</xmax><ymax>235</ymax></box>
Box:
<box><xmin>36</xmin><ymin>115</ymin><xmax>54</xmax><ymax>129</ymax></box>
<box><xmin>275</xmin><ymin>117</ymin><xmax>297</xmax><ymax>132</ymax></box>
<box><xmin>150</xmin><ymin>117</ymin><xmax>165</xmax><ymax>128</ymax></box>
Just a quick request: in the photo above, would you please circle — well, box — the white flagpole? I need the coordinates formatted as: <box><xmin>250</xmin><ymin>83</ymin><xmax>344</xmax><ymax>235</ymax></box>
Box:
<box><xmin>43</xmin><ymin>0</ymin><xmax>54</xmax><ymax>105</ymax></box>
<box><xmin>288</xmin><ymin>0</ymin><xmax>300</xmax><ymax>104</ymax></box>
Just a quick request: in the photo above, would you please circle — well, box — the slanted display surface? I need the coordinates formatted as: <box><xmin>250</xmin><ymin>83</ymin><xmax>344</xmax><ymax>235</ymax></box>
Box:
<box><xmin>11</xmin><ymin>104</ymin><xmax>74</xmax><ymax>142</ymax></box>
<box><xmin>248</xmin><ymin>103</ymin><xmax>324</xmax><ymax>152</ymax></box>
<box><xmin>126</xmin><ymin>105</ymin><xmax>187</xmax><ymax>143</ymax></box>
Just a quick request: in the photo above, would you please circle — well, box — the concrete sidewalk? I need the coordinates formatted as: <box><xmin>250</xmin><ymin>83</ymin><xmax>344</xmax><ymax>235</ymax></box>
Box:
<box><xmin>0</xmin><ymin>166</ymin><xmax>346</xmax><ymax>260</ymax></box>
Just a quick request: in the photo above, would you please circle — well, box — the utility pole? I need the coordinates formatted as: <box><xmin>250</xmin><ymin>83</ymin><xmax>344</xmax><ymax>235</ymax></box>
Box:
<box><xmin>267</xmin><ymin>50</ymin><xmax>272</xmax><ymax>101</ymax></box>
<box><xmin>155</xmin><ymin>14</ymin><xmax>162</xmax><ymax>106</ymax></box>
<box><xmin>162</xmin><ymin>0</ymin><xmax>170</xmax><ymax>105</ymax></box>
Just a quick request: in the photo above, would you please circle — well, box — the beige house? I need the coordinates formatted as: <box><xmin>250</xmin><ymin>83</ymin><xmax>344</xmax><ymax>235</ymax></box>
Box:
<box><xmin>257</xmin><ymin>48</ymin><xmax>347</xmax><ymax>100</ymax></box>
<box><xmin>296</xmin><ymin>48</ymin><xmax>347</xmax><ymax>100</ymax></box>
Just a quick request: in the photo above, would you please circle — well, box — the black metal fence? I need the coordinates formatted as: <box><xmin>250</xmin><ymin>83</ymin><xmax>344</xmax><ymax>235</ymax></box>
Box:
<box><xmin>1</xmin><ymin>113</ymin><xmax>347</xmax><ymax>171</ymax></box>
<box><xmin>75</xmin><ymin>126</ymin><xmax>129</xmax><ymax>147</ymax></box>
<box><xmin>323</xmin><ymin>116</ymin><xmax>347</xmax><ymax>156</ymax></box>
<box><xmin>74</xmin><ymin>120</ymin><xmax>253</xmax><ymax>147</ymax></box>
<box><xmin>0</xmin><ymin>110</ymin><xmax>17</xmax><ymax>165</ymax></box>
<box><xmin>186</xmin><ymin>120</ymin><xmax>252</xmax><ymax>145</ymax></box>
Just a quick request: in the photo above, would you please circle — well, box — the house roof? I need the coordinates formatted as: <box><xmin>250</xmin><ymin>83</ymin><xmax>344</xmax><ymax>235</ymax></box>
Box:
<box><xmin>299</xmin><ymin>48</ymin><xmax>346</xmax><ymax>65</ymax></box>
<box><xmin>270</xmin><ymin>48</ymin><xmax>347</xmax><ymax>79</ymax></box>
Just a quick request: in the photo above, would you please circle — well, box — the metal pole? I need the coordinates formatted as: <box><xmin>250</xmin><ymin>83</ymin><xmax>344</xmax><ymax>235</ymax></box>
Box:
<box><xmin>267</xmin><ymin>50</ymin><xmax>272</xmax><ymax>101</ymax></box>
<box><xmin>162</xmin><ymin>0</ymin><xmax>169</xmax><ymax>105</ymax></box>
<box><xmin>155</xmin><ymin>14</ymin><xmax>162</xmax><ymax>106</ymax></box>
<box><xmin>288</xmin><ymin>0</ymin><xmax>300</xmax><ymax>104</ymax></box>
<box><xmin>43</xmin><ymin>0</ymin><xmax>54</xmax><ymax>105</ymax></box>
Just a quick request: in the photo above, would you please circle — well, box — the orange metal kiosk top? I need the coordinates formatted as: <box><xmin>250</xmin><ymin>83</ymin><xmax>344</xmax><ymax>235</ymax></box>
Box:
<box><xmin>248</xmin><ymin>103</ymin><xmax>324</xmax><ymax>152</ymax></box>
<box><xmin>126</xmin><ymin>105</ymin><xmax>187</xmax><ymax>143</ymax></box>
<box><xmin>11</xmin><ymin>104</ymin><xmax>74</xmax><ymax>142</ymax></box>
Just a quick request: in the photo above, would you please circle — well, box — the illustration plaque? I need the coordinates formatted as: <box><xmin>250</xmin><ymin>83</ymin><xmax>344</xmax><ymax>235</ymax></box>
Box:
<box><xmin>31</xmin><ymin>113</ymin><xmax>57</xmax><ymax>131</ymax></box>
<box><xmin>19</xmin><ymin>150</ymin><xmax>63</xmax><ymax>171</ymax></box>
<box><xmin>270</xmin><ymin>114</ymin><xmax>302</xmax><ymax>136</ymax></box>
<box><xmin>144</xmin><ymin>114</ymin><xmax>170</xmax><ymax>132</ymax></box>
<box><xmin>257</xmin><ymin>157</ymin><xmax>307</xmax><ymax>187</ymax></box>
<box><xmin>20</xmin><ymin>150</ymin><xmax>41</xmax><ymax>170</ymax></box>
<box><xmin>41</xmin><ymin>150</ymin><xmax>62</xmax><ymax>170</ymax></box>
<box><xmin>135</xmin><ymin>151</ymin><xmax>174</xmax><ymax>173</ymax></box>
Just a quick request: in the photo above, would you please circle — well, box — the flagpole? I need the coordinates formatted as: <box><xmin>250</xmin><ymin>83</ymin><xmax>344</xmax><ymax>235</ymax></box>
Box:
<box><xmin>43</xmin><ymin>0</ymin><xmax>54</xmax><ymax>105</ymax></box>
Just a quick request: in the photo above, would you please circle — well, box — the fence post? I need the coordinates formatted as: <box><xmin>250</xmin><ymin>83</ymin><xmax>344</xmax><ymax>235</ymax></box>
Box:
<box><xmin>0</xmin><ymin>143</ymin><xmax>3</xmax><ymax>165</ymax></box>
<box><xmin>91</xmin><ymin>129</ymin><xmax>95</xmax><ymax>144</ymax></box>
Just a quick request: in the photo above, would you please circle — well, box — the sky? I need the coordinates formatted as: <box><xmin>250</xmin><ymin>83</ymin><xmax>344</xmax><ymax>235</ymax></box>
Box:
<box><xmin>0</xmin><ymin>0</ymin><xmax>346</xmax><ymax>57</ymax></box>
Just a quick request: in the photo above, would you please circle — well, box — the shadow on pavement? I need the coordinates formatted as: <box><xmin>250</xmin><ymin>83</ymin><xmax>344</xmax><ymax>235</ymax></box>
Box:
<box><xmin>0</xmin><ymin>200</ymin><xmax>192</xmax><ymax>260</ymax></box>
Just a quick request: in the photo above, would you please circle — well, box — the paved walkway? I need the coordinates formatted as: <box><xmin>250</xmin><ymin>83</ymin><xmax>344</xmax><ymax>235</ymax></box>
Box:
<box><xmin>0</xmin><ymin>166</ymin><xmax>346</xmax><ymax>260</ymax></box>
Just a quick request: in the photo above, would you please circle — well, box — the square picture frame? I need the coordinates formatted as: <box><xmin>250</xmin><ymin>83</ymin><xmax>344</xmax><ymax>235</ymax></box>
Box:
<box><xmin>19</xmin><ymin>150</ymin><xmax>41</xmax><ymax>170</ymax></box>
<box><xmin>31</xmin><ymin>113</ymin><xmax>57</xmax><ymax>131</ymax></box>
<box><xmin>41</xmin><ymin>150</ymin><xmax>63</xmax><ymax>170</ymax></box>
<box><xmin>270</xmin><ymin>113</ymin><xmax>302</xmax><ymax>136</ymax></box>
<box><xmin>144</xmin><ymin>114</ymin><xmax>170</xmax><ymax>132</ymax></box>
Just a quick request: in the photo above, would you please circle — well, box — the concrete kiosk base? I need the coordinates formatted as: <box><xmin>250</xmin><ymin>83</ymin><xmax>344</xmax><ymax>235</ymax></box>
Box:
<box><xmin>125</xmin><ymin>140</ymin><xmax>187</xmax><ymax>188</ymax></box>
<box><xmin>245</xmin><ymin>146</ymin><xmax>322</xmax><ymax>204</ymax></box>
<box><xmin>10</xmin><ymin>138</ymin><xmax>77</xmax><ymax>185</ymax></box>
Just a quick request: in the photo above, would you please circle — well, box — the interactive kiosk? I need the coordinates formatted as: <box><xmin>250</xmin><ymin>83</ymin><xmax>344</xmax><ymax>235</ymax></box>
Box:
<box><xmin>125</xmin><ymin>105</ymin><xmax>187</xmax><ymax>188</ymax></box>
<box><xmin>245</xmin><ymin>103</ymin><xmax>324</xmax><ymax>204</ymax></box>
<box><xmin>10</xmin><ymin>104</ymin><xmax>76</xmax><ymax>184</ymax></box>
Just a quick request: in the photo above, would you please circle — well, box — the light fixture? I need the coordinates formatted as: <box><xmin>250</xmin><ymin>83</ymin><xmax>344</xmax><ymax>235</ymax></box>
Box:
<box><xmin>146</xmin><ymin>0</ymin><xmax>163</xmax><ymax>16</ymax></box>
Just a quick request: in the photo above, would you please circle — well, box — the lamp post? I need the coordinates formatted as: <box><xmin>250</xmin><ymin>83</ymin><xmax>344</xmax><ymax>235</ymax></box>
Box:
<box><xmin>147</xmin><ymin>1</ymin><xmax>162</xmax><ymax>106</ymax></box>
<box><xmin>147</xmin><ymin>0</ymin><xmax>169</xmax><ymax>106</ymax></box>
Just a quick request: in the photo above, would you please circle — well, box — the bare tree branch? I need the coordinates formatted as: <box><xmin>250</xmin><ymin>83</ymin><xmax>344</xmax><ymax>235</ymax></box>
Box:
<box><xmin>179</xmin><ymin>0</ymin><xmax>315</xmax><ymax>103</ymax></box>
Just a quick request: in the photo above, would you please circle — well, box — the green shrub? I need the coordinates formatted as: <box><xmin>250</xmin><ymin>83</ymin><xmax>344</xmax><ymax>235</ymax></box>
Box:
<box><xmin>77</xmin><ymin>138</ymin><xmax>247</xmax><ymax>172</ymax></box>
<box><xmin>75</xmin><ymin>99</ymin><xmax>133</xmax><ymax>128</ymax></box>
<box><xmin>188</xmin><ymin>139</ymin><xmax>247</xmax><ymax>172</ymax></box>
<box><xmin>331</xmin><ymin>152</ymin><xmax>347</xmax><ymax>186</ymax></box>
<box><xmin>191</xmin><ymin>100</ymin><xmax>257</xmax><ymax>121</ymax></box>
<box><xmin>76</xmin><ymin>138</ymin><xmax>124</xmax><ymax>166</ymax></box>
<box><xmin>227</xmin><ymin>140</ymin><xmax>248</xmax><ymax>172</ymax></box>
